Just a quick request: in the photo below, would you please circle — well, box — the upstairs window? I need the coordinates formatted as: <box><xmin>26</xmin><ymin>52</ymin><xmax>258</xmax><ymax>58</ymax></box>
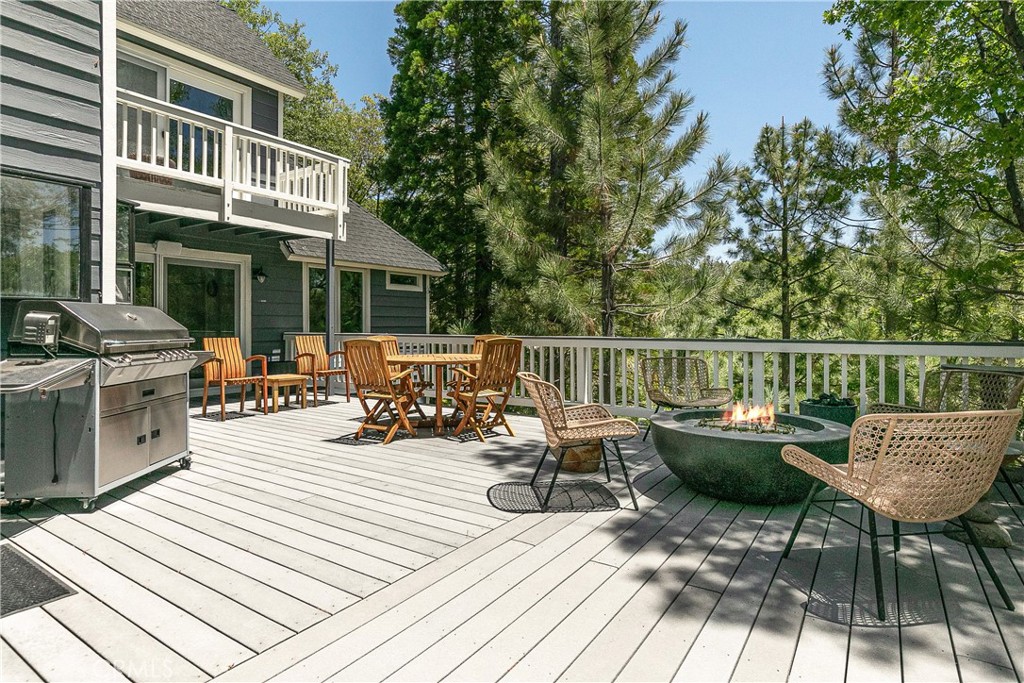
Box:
<box><xmin>1</xmin><ymin>174</ymin><xmax>86</xmax><ymax>299</ymax></box>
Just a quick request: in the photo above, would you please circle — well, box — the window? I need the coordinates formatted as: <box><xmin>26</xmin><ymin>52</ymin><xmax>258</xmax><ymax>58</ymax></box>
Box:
<box><xmin>170</xmin><ymin>80</ymin><xmax>234</xmax><ymax>121</ymax></box>
<box><xmin>117</xmin><ymin>56</ymin><xmax>163</xmax><ymax>98</ymax></box>
<box><xmin>115</xmin><ymin>204</ymin><xmax>135</xmax><ymax>303</ymax></box>
<box><xmin>307</xmin><ymin>267</ymin><xmax>364</xmax><ymax>333</ymax></box>
<box><xmin>386</xmin><ymin>272</ymin><xmax>422</xmax><ymax>292</ymax></box>
<box><xmin>1</xmin><ymin>175</ymin><xmax>86</xmax><ymax>299</ymax></box>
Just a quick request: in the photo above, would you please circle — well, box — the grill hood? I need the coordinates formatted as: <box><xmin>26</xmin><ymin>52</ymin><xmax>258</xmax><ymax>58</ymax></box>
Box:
<box><xmin>8</xmin><ymin>301</ymin><xmax>193</xmax><ymax>354</ymax></box>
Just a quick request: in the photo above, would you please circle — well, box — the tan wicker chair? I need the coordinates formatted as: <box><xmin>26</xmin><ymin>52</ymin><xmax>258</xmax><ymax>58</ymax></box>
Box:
<box><xmin>343</xmin><ymin>337</ymin><xmax>420</xmax><ymax>444</ymax></box>
<box><xmin>517</xmin><ymin>371</ymin><xmax>640</xmax><ymax>511</ymax></box>
<box><xmin>781</xmin><ymin>408</ymin><xmax>1022</xmax><ymax>620</ymax></box>
<box><xmin>869</xmin><ymin>365</ymin><xmax>1024</xmax><ymax>502</ymax></box>
<box><xmin>201</xmin><ymin>337</ymin><xmax>267</xmax><ymax>421</ymax></box>
<box><xmin>640</xmin><ymin>356</ymin><xmax>733</xmax><ymax>440</ymax></box>
<box><xmin>294</xmin><ymin>334</ymin><xmax>350</xmax><ymax>405</ymax></box>
<box><xmin>448</xmin><ymin>337</ymin><xmax>522</xmax><ymax>442</ymax></box>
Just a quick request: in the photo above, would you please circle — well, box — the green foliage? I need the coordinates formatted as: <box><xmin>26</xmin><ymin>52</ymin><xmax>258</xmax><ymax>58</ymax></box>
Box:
<box><xmin>725</xmin><ymin>119</ymin><xmax>853</xmax><ymax>339</ymax></box>
<box><xmin>473</xmin><ymin>0</ymin><xmax>732</xmax><ymax>337</ymax></box>
<box><xmin>221</xmin><ymin>0</ymin><xmax>386</xmax><ymax>207</ymax></box>
<box><xmin>804</xmin><ymin>392</ymin><xmax>855</xmax><ymax>407</ymax></box>
<box><xmin>380</xmin><ymin>1</ymin><xmax>539</xmax><ymax>333</ymax></box>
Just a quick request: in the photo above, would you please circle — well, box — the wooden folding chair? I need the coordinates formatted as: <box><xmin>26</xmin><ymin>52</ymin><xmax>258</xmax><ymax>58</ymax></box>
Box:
<box><xmin>344</xmin><ymin>337</ymin><xmax>419</xmax><ymax>444</ymax></box>
<box><xmin>294</xmin><ymin>334</ymin><xmax>350</xmax><ymax>405</ymax></box>
<box><xmin>447</xmin><ymin>337</ymin><xmax>522</xmax><ymax>442</ymax></box>
<box><xmin>202</xmin><ymin>337</ymin><xmax>267</xmax><ymax>421</ymax></box>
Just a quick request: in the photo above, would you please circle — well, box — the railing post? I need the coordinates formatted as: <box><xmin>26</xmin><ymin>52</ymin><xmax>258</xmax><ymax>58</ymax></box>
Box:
<box><xmin>335</xmin><ymin>157</ymin><xmax>347</xmax><ymax>241</ymax></box>
<box><xmin>574</xmin><ymin>344</ymin><xmax>587</xmax><ymax>404</ymax></box>
<box><xmin>752</xmin><ymin>351</ymin><xmax>765</xmax><ymax>405</ymax></box>
<box><xmin>222</xmin><ymin>125</ymin><xmax>234</xmax><ymax>222</ymax></box>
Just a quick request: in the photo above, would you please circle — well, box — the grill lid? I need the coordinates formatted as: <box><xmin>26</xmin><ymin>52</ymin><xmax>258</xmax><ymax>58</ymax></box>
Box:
<box><xmin>8</xmin><ymin>301</ymin><xmax>193</xmax><ymax>354</ymax></box>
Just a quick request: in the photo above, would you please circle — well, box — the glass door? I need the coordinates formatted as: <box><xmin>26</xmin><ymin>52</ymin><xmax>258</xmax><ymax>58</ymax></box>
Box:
<box><xmin>165</xmin><ymin>261</ymin><xmax>238</xmax><ymax>348</ymax></box>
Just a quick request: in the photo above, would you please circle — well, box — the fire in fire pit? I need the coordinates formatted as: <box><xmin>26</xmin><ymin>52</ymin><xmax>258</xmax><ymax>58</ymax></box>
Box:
<box><xmin>697</xmin><ymin>402</ymin><xmax>797</xmax><ymax>434</ymax></box>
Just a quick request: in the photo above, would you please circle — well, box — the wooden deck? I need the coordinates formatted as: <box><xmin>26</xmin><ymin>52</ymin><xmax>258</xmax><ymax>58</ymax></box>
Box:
<box><xmin>2</xmin><ymin>399</ymin><xmax>1022</xmax><ymax>682</ymax></box>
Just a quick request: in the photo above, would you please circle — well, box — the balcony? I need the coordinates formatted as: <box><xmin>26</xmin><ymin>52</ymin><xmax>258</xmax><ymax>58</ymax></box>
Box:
<box><xmin>116</xmin><ymin>89</ymin><xmax>349</xmax><ymax>240</ymax></box>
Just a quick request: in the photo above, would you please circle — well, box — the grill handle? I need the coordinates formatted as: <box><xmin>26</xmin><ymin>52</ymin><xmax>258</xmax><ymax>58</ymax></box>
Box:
<box><xmin>102</xmin><ymin>337</ymin><xmax>195</xmax><ymax>351</ymax></box>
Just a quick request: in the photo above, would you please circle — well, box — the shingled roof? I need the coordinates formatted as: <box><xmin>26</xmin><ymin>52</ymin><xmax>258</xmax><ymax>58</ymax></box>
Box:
<box><xmin>284</xmin><ymin>201</ymin><xmax>445</xmax><ymax>275</ymax></box>
<box><xmin>118</xmin><ymin>0</ymin><xmax>304</xmax><ymax>96</ymax></box>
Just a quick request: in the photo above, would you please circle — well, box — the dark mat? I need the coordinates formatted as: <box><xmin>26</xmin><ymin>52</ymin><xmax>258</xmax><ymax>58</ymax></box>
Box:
<box><xmin>488</xmin><ymin>481</ymin><xmax>621</xmax><ymax>513</ymax></box>
<box><xmin>1</xmin><ymin>545</ymin><xmax>75</xmax><ymax>617</ymax></box>
<box><xmin>191</xmin><ymin>412</ymin><xmax>255</xmax><ymax>421</ymax></box>
<box><xmin>325</xmin><ymin>430</ymin><xmax>416</xmax><ymax>446</ymax></box>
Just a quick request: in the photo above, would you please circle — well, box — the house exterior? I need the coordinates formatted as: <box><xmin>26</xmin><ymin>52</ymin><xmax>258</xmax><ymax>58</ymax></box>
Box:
<box><xmin>1</xmin><ymin>0</ymin><xmax>443</xmax><ymax>361</ymax></box>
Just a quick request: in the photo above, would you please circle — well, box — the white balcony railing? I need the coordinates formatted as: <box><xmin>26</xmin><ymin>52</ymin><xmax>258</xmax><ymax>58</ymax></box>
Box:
<box><xmin>285</xmin><ymin>334</ymin><xmax>1024</xmax><ymax>419</ymax></box>
<box><xmin>116</xmin><ymin>89</ymin><xmax>349</xmax><ymax>238</ymax></box>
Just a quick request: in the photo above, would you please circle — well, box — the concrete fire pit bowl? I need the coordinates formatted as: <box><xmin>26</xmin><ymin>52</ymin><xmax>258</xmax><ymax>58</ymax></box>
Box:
<box><xmin>650</xmin><ymin>409</ymin><xmax>850</xmax><ymax>505</ymax></box>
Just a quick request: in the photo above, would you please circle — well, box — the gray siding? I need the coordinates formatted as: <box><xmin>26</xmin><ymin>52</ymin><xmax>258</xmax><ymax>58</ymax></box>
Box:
<box><xmin>136</xmin><ymin>218</ymin><xmax>302</xmax><ymax>358</ymax></box>
<box><xmin>119</xmin><ymin>35</ymin><xmax>281</xmax><ymax>136</ymax></box>
<box><xmin>1</xmin><ymin>0</ymin><xmax>104</xmax><ymax>356</ymax></box>
<box><xmin>369</xmin><ymin>270</ymin><xmax>428</xmax><ymax>334</ymax></box>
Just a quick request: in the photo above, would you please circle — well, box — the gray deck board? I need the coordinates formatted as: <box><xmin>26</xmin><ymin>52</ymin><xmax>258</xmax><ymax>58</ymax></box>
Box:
<box><xmin>2</xmin><ymin>399</ymin><xmax>1021</xmax><ymax>682</ymax></box>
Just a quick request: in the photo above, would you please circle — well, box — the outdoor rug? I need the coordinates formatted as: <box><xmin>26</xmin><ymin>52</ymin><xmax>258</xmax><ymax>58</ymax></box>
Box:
<box><xmin>1</xmin><ymin>545</ymin><xmax>75</xmax><ymax>617</ymax></box>
<box><xmin>488</xmin><ymin>481</ymin><xmax>620</xmax><ymax>513</ymax></box>
<box><xmin>191</xmin><ymin>412</ymin><xmax>255</xmax><ymax>422</ymax></box>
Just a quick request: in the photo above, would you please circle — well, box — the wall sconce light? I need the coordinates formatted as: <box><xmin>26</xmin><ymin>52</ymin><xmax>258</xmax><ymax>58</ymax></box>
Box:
<box><xmin>253</xmin><ymin>266</ymin><xmax>268</xmax><ymax>284</ymax></box>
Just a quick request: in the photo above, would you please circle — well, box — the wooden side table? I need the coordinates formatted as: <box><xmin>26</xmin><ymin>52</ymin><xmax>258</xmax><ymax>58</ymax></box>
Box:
<box><xmin>266</xmin><ymin>374</ymin><xmax>308</xmax><ymax>413</ymax></box>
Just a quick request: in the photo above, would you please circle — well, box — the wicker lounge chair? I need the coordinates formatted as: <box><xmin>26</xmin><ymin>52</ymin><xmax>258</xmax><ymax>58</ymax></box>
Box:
<box><xmin>201</xmin><ymin>337</ymin><xmax>267</xmax><ymax>421</ymax></box>
<box><xmin>344</xmin><ymin>337</ymin><xmax>420</xmax><ymax>444</ymax></box>
<box><xmin>294</xmin><ymin>334</ymin><xmax>350</xmax><ymax>405</ymax></box>
<box><xmin>781</xmin><ymin>408</ymin><xmax>1022</xmax><ymax>620</ymax></box>
<box><xmin>517</xmin><ymin>371</ymin><xmax>640</xmax><ymax>511</ymax></box>
<box><xmin>448</xmin><ymin>337</ymin><xmax>522</xmax><ymax>442</ymax></box>
<box><xmin>640</xmin><ymin>356</ymin><xmax>733</xmax><ymax>440</ymax></box>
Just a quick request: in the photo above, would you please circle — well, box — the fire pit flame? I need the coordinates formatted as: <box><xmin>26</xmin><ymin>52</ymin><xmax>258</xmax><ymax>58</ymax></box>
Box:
<box><xmin>697</xmin><ymin>402</ymin><xmax>797</xmax><ymax>434</ymax></box>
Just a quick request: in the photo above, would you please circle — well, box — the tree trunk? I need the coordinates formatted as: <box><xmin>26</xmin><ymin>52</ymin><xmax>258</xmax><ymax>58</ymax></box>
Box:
<box><xmin>547</xmin><ymin>1</ymin><xmax>570</xmax><ymax>256</ymax></box>
<box><xmin>601</xmin><ymin>252</ymin><xmax>615</xmax><ymax>337</ymax></box>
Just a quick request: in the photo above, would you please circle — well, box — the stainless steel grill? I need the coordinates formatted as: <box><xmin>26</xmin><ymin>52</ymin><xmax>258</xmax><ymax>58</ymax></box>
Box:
<box><xmin>1</xmin><ymin>301</ymin><xmax>212</xmax><ymax>510</ymax></box>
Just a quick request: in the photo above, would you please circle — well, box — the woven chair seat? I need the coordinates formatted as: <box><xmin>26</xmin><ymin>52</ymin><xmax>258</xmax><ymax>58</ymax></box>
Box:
<box><xmin>564</xmin><ymin>404</ymin><xmax>614</xmax><ymax>421</ymax></box>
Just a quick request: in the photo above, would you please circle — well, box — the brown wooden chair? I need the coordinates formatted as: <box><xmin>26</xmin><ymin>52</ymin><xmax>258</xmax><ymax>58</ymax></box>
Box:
<box><xmin>202</xmin><ymin>337</ymin><xmax>267</xmax><ymax>421</ymax></box>
<box><xmin>517</xmin><ymin>371</ymin><xmax>640</xmax><ymax>511</ymax></box>
<box><xmin>368</xmin><ymin>335</ymin><xmax>428</xmax><ymax>419</ymax></box>
<box><xmin>294</xmin><ymin>334</ymin><xmax>350</xmax><ymax>405</ymax></box>
<box><xmin>782</xmin><ymin>409</ymin><xmax>1022</xmax><ymax>620</ymax></box>
<box><xmin>640</xmin><ymin>356</ymin><xmax>733</xmax><ymax>440</ymax></box>
<box><xmin>447</xmin><ymin>337</ymin><xmax>522</xmax><ymax>442</ymax></box>
<box><xmin>344</xmin><ymin>337</ymin><xmax>420</xmax><ymax>444</ymax></box>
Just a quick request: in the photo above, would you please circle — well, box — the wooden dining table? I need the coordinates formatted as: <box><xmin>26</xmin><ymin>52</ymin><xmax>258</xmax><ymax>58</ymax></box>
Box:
<box><xmin>387</xmin><ymin>353</ymin><xmax>481</xmax><ymax>434</ymax></box>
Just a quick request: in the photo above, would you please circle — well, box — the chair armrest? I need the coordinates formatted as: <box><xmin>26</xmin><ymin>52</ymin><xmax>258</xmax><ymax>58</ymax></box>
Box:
<box><xmin>295</xmin><ymin>352</ymin><xmax>315</xmax><ymax>374</ymax></box>
<box><xmin>451</xmin><ymin>368</ymin><xmax>477</xmax><ymax>381</ymax></box>
<box><xmin>558</xmin><ymin>417</ymin><xmax>639</xmax><ymax>443</ymax></box>
<box><xmin>564</xmin><ymin>404</ymin><xmax>613</xmax><ymax>421</ymax></box>
<box><xmin>245</xmin><ymin>354</ymin><xmax>268</xmax><ymax>377</ymax></box>
<box><xmin>867</xmin><ymin>402</ymin><xmax>928</xmax><ymax>415</ymax></box>
<box><xmin>781</xmin><ymin>444</ymin><xmax>868</xmax><ymax>498</ymax></box>
<box><xmin>328</xmin><ymin>349</ymin><xmax>346</xmax><ymax>367</ymax></box>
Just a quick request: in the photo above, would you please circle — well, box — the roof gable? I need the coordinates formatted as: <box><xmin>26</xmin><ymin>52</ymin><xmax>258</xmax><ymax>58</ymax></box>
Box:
<box><xmin>117</xmin><ymin>0</ymin><xmax>304</xmax><ymax>96</ymax></box>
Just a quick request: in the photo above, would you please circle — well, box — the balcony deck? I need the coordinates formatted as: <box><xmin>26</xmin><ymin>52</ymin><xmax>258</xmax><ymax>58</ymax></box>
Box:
<box><xmin>2</xmin><ymin>399</ymin><xmax>1022</xmax><ymax>682</ymax></box>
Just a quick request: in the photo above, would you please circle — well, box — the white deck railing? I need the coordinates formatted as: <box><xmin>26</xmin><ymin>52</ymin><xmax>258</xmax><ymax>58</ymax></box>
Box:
<box><xmin>297</xmin><ymin>334</ymin><xmax>1024</xmax><ymax>419</ymax></box>
<box><xmin>116</xmin><ymin>90</ymin><xmax>349</xmax><ymax>236</ymax></box>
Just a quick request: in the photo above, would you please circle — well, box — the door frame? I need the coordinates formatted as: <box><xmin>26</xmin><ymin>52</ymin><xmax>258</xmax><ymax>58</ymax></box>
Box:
<box><xmin>136</xmin><ymin>241</ymin><xmax>252</xmax><ymax>354</ymax></box>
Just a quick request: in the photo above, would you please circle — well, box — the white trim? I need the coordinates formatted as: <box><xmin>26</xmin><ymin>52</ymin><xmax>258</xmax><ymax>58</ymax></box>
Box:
<box><xmin>118</xmin><ymin>39</ymin><xmax>251</xmax><ymax>127</ymax></box>
<box><xmin>101</xmin><ymin>0</ymin><xmax>117</xmax><ymax>303</ymax></box>
<box><xmin>283</xmin><ymin>252</ymin><xmax>443</xmax><ymax>276</ymax></box>
<box><xmin>136</xmin><ymin>242</ymin><xmax>252</xmax><ymax>354</ymax></box>
<box><xmin>118</xmin><ymin>21</ymin><xmax>306</xmax><ymax>99</ymax></box>
<box><xmin>386</xmin><ymin>271</ymin><xmax>423</xmax><ymax>292</ymax></box>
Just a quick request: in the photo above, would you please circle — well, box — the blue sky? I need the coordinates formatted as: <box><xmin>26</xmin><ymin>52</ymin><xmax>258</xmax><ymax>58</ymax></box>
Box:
<box><xmin>266</xmin><ymin>0</ymin><xmax>846</xmax><ymax>181</ymax></box>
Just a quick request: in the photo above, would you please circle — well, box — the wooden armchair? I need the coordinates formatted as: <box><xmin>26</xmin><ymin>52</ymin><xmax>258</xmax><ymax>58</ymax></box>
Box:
<box><xmin>782</xmin><ymin>409</ymin><xmax>1022</xmax><ymax>620</ymax></box>
<box><xmin>640</xmin><ymin>356</ymin><xmax>733</xmax><ymax>440</ymax></box>
<box><xmin>201</xmin><ymin>337</ymin><xmax>268</xmax><ymax>421</ymax></box>
<box><xmin>344</xmin><ymin>337</ymin><xmax>420</xmax><ymax>444</ymax></box>
<box><xmin>447</xmin><ymin>337</ymin><xmax>522</xmax><ymax>442</ymax></box>
<box><xmin>368</xmin><ymin>335</ymin><xmax>428</xmax><ymax>418</ymax></box>
<box><xmin>294</xmin><ymin>334</ymin><xmax>350</xmax><ymax>405</ymax></box>
<box><xmin>517</xmin><ymin>371</ymin><xmax>640</xmax><ymax>511</ymax></box>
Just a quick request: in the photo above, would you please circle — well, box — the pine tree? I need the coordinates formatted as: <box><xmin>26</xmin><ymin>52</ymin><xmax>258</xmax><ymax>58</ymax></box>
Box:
<box><xmin>473</xmin><ymin>0</ymin><xmax>731</xmax><ymax>337</ymax></box>
<box><xmin>380</xmin><ymin>1</ymin><xmax>538</xmax><ymax>332</ymax></box>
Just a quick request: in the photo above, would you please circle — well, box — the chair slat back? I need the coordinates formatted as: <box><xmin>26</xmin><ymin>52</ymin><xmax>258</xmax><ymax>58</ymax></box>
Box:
<box><xmin>640</xmin><ymin>356</ymin><xmax>711</xmax><ymax>404</ymax></box>
<box><xmin>476</xmin><ymin>337</ymin><xmax>522</xmax><ymax>392</ymax></box>
<box><xmin>202</xmin><ymin>337</ymin><xmax>245</xmax><ymax>380</ymax></box>
<box><xmin>294</xmin><ymin>335</ymin><xmax>329</xmax><ymax>371</ymax></box>
<box><xmin>472</xmin><ymin>334</ymin><xmax>504</xmax><ymax>355</ymax></box>
<box><xmin>367</xmin><ymin>335</ymin><xmax>402</xmax><ymax>375</ymax></box>
<box><xmin>517</xmin><ymin>372</ymin><xmax>568</xmax><ymax>446</ymax></box>
<box><xmin>344</xmin><ymin>338</ymin><xmax>393</xmax><ymax>393</ymax></box>
<box><xmin>848</xmin><ymin>409</ymin><xmax>1021</xmax><ymax>522</ymax></box>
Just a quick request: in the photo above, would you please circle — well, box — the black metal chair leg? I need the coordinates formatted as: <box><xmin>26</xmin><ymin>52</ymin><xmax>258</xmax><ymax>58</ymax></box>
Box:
<box><xmin>642</xmin><ymin>405</ymin><xmax>661</xmax><ymax>441</ymax></box>
<box><xmin>529</xmin><ymin>446</ymin><xmax>550</xmax><ymax>487</ymax></box>
<box><xmin>540</xmin><ymin>449</ymin><xmax>568</xmax><ymax>512</ymax></box>
<box><xmin>783</xmin><ymin>482</ymin><xmax>822</xmax><ymax>558</ymax></box>
<box><xmin>960</xmin><ymin>515</ymin><xmax>1014</xmax><ymax>611</ymax></box>
<box><xmin>868</xmin><ymin>510</ymin><xmax>886</xmax><ymax>621</ymax></box>
<box><xmin>893</xmin><ymin>520</ymin><xmax>901</xmax><ymax>553</ymax></box>
<box><xmin>612</xmin><ymin>440</ymin><xmax>639</xmax><ymax>510</ymax></box>
<box><xmin>601</xmin><ymin>441</ymin><xmax>612</xmax><ymax>482</ymax></box>
<box><xmin>998</xmin><ymin>467</ymin><xmax>1024</xmax><ymax>505</ymax></box>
